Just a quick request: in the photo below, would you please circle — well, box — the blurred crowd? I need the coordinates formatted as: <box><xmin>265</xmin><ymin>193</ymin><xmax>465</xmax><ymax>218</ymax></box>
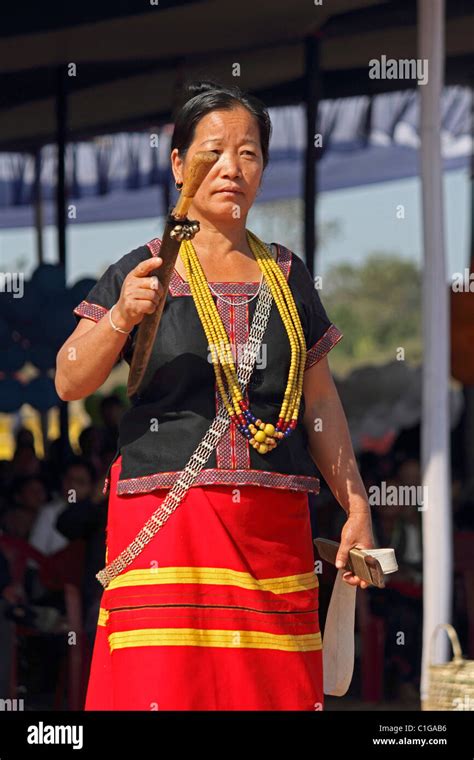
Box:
<box><xmin>0</xmin><ymin>399</ymin><xmax>473</xmax><ymax>708</ymax></box>
<box><xmin>0</xmin><ymin>394</ymin><xmax>125</xmax><ymax>707</ymax></box>
<box><xmin>310</xmin><ymin>419</ymin><xmax>474</xmax><ymax>704</ymax></box>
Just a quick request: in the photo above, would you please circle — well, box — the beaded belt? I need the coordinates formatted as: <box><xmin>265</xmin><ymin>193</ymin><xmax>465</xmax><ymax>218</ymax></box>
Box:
<box><xmin>96</xmin><ymin>259</ymin><xmax>275</xmax><ymax>589</ymax></box>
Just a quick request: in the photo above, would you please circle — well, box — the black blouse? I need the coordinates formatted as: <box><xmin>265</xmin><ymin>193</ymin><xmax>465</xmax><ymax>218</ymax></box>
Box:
<box><xmin>73</xmin><ymin>238</ymin><xmax>343</xmax><ymax>496</ymax></box>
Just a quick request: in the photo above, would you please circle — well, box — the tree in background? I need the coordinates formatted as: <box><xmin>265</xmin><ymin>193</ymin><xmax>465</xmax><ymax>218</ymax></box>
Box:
<box><xmin>323</xmin><ymin>253</ymin><xmax>422</xmax><ymax>375</ymax></box>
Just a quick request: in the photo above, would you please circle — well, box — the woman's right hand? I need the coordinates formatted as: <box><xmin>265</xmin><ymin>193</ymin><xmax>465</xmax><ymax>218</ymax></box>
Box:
<box><xmin>113</xmin><ymin>256</ymin><xmax>165</xmax><ymax>332</ymax></box>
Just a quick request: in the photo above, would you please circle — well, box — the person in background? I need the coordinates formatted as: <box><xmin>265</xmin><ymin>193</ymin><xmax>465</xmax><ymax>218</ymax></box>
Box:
<box><xmin>0</xmin><ymin>461</ymin><xmax>12</xmax><ymax>516</ymax></box>
<box><xmin>10</xmin><ymin>446</ymin><xmax>41</xmax><ymax>480</ymax></box>
<box><xmin>78</xmin><ymin>426</ymin><xmax>104</xmax><ymax>479</ymax></box>
<box><xmin>1</xmin><ymin>507</ymin><xmax>35</xmax><ymax>543</ymax></box>
<box><xmin>29</xmin><ymin>458</ymin><xmax>95</xmax><ymax>556</ymax></box>
<box><xmin>14</xmin><ymin>427</ymin><xmax>35</xmax><ymax>452</ymax></box>
<box><xmin>43</xmin><ymin>437</ymin><xmax>73</xmax><ymax>486</ymax></box>
<box><xmin>99</xmin><ymin>394</ymin><xmax>126</xmax><ymax>454</ymax></box>
<box><xmin>369</xmin><ymin>456</ymin><xmax>423</xmax><ymax>701</ymax></box>
<box><xmin>4</xmin><ymin>476</ymin><xmax>49</xmax><ymax>541</ymax></box>
<box><xmin>0</xmin><ymin>548</ymin><xmax>16</xmax><ymax>699</ymax></box>
<box><xmin>12</xmin><ymin>475</ymin><xmax>48</xmax><ymax>516</ymax></box>
<box><xmin>56</xmin><ymin>483</ymin><xmax>107</xmax><ymax>650</ymax></box>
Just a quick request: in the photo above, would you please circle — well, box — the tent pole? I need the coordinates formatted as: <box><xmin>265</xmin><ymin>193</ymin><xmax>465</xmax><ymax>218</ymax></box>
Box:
<box><xmin>33</xmin><ymin>145</ymin><xmax>49</xmax><ymax>455</ymax></box>
<box><xmin>33</xmin><ymin>148</ymin><xmax>44</xmax><ymax>265</ymax></box>
<box><xmin>55</xmin><ymin>65</ymin><xmax>71</xmax><ymax>457</ymax></box>
<box><xmin>33</xmin><ymin>144</ymin><xmax>49</xmax><ymax>454</ymax></box>
<box><xmin>462</xmin><ymin>84</ymin><xmax>474</xmax><ymax>497</ymax></box>
<box><xmin>56</xmin><ymin>65</ymin><xmax>67</xmax><ymax>271</ymax></box>
<box><xmin>304</xmin><ymin>33</ymin><xmax>321</xmax><ymax>277</ymax></box>
<box><xmin>418</xmin><ymin>0</ymin><xmax>452</xmax><ymax>707</ymax></box>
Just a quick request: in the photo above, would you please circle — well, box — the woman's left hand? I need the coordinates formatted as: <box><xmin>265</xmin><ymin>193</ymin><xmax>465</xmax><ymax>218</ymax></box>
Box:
<box><xmin>335</xmin><ymin>512</ymin><xmax>375</xmax><ymax>590</ymax></box>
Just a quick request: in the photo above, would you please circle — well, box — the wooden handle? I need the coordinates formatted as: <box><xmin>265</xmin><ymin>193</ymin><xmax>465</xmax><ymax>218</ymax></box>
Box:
<box><xmin>127</xmin><ymin>152</ymin><xmax>217</xmax><ymax>396</ymax></box>
<box><xmin>173</xmin><ymin>151</ymin><xmax>218</xmax><ymax>219</ymax></box>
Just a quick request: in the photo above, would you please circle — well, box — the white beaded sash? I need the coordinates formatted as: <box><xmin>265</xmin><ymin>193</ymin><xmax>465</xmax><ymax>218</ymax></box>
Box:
<box><xmin>96</xmin><ymin>257</ymin><xmax>275</xmax><ymax>589</ymax></box>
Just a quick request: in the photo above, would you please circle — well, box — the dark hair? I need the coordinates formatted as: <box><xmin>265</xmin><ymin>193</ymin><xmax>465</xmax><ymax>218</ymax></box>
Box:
<box><xmin>14</xmin><ymin>427</ymin><xmax>35</xmax><ymax>449</ymax></box>
<box><xmin>171</xmin><ymin>79</ymin><xmax>272</xmax><ymax>170</ymax></box>
<box><xmin>63</xmin><ymin>456</ymin><xmax>96</xmax><ymax>483</ymax></box>
<box><xmin>99</xmin><ymin>394</ymin><xmax>124</xmax><ymax>413</ymax></box>
<box><xmin>10</xmin><ymin>474</ymin><xmax>48</xmax><ymax>498</ymax></box>
<box><xmin>78</xmin><ymin>425</ymin><xmax>99</xmax><ymax>446</ymax></box>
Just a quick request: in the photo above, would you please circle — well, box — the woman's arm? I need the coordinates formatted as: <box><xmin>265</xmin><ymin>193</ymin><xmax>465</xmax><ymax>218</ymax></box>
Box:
<box><xmin>55</xmin><ymin>256</ymin><xmax>164</xmax><ymax>401</ymax></box>
<box><xmin>56</xmin><ymin>317</ymin><xmax>130</xmax><ymax>401</ymax></box>
<box><xmin>303</xmin><ymin>355</ymin><xmax>375</xmax><ymax>588</ymax></box>
<box><xmin>303</xmin><ymin>356</ymin><xmax>370</xmax><ymax>516</ymax></box>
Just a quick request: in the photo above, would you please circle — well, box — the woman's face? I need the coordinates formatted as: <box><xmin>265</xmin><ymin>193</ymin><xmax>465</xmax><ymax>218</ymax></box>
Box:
<box><xmin>16</xmin><ymin>478</ymin><xmax>47</xmax><ymax>513</ymax></box>
<box><xmin>171</xmin><ymin>106</ymin><xmax>264</xmax><ymax>224</ymax></box>
<box><xmin>62</xmin><ymin>465</ymin><xmax>93</xmax><ymax>503</ymax></box>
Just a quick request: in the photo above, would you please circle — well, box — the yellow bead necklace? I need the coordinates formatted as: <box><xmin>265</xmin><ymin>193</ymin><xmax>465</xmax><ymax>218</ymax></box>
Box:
<box><xmin>179</xmin><ymin>229</ymin><xmax>306</xmax><ymax>454</ymax></box>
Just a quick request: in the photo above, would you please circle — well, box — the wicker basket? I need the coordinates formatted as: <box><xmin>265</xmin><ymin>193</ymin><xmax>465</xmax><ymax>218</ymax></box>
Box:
<box><xmin>423</xmin><ymin>623</ymin><xmax>474</xmax><ymax>710</ymax></box>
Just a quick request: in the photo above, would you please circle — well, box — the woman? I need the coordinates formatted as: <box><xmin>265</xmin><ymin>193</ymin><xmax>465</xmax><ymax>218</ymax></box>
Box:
<box><xmin>55</xmin><ymin>80</ymin><xmax>374</xmax><ymax>711</ymax></box>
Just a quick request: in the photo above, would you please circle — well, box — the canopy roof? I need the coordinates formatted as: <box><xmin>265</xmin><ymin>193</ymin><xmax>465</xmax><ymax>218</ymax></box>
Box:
<box><xmin>1</xmin><ymin>86</ymin><xmax>470</xmax><ymax>228</ymax></box>
<box><xmin>1</xmin><ymin>0</ymin><xmax>473</xmax><ymax>151</ymax></box>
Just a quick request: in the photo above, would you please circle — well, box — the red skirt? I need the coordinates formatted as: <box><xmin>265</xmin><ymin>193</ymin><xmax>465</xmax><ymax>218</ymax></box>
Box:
<box><xmin>85</xmin><ymin>458</ymin><xmax>323</xmax><ymax>711</ymax></box>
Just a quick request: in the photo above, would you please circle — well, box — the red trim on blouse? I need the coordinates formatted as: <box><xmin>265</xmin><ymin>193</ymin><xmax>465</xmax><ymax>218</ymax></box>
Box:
<box><xmin>145</xmin><ymin>238</ymin><xmax>293</xmax><ymax>297</ymax></box>
<box><xmin>104</xmin><ymin>466</ymin><xmax>320</xmax><ymax>497</ymax></box>
<box><xmin>73</xmin><ymin>301</ymin><xmax>132</xmax><ymax>360</ymax></box>
<box><xmin>305</xmin><ymin>324</ymin><xmax>344</xmax><ymax>371</ymax></box>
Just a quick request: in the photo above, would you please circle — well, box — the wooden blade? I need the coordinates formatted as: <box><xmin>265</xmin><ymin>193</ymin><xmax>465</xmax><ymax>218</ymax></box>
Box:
<box><xmin>127</xmin><ymin>220</ymin><xmax>178</xmax><ymax>397</ymax></box>
<box><xmin>127</xmin><ymin>150</ymin><xmax>218</xmax><ymax>397</ymax></box>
